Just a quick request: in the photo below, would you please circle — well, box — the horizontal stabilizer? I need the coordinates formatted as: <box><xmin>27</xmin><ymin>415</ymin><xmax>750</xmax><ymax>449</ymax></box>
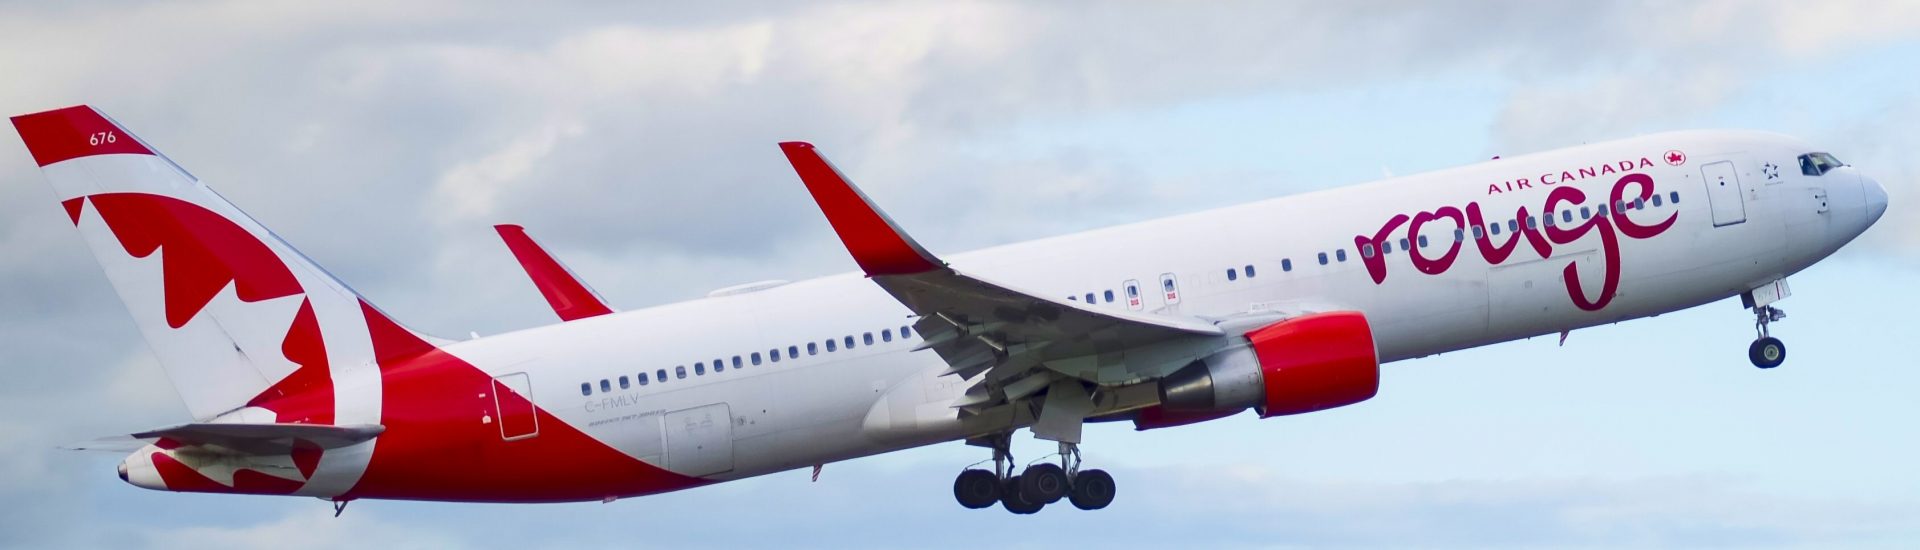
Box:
<box><xmin>67</xmin><ymin>423</ymin><xmax>384</xmax><ymax>454</ymax></box>
<box><xmin>495</xmin><ymin>224</ymin><xmax>615</xmax><ymax>322</ymax></box>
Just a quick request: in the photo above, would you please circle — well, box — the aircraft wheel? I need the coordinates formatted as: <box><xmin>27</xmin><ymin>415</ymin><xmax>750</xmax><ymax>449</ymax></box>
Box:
<box><xmin>953</xmin><ymin>469</ymin><xmax>999</xmax><ymax>509</ymax></box>
<box><xmin>1001</xmin><ymin>475</ymin><xmax>1043</xmax><ymax>514</ymax></box>
<box><xmin>1749</xmin><ymin>337</ymin><xmax>1786</xmax><ymax>369</ymax></box>
<box><xmin>1068</xmin><ymin>469</ymin><xmax>1116</xmax><ymax>510</ymax></box>
<box><xmin>1021</xmin><ymin>463</ymin><xmax>1068</xmax><ymax>504</ymax></box>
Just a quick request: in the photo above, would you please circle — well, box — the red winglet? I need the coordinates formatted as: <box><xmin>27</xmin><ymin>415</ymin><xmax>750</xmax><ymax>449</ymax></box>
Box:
<box><xmin>494</xmin><ymin>225</ymin><xmax>614</xmax><ymax>322</ymax></box>
<box><xmin>779</xmin><ymin>142</ymin><xmax>943</xmax><ymax>276</ymax></box>
<box><xmin>10</xmin><ymin>105</ymin><xmax>155</xmax><ymax>167</ymax></box>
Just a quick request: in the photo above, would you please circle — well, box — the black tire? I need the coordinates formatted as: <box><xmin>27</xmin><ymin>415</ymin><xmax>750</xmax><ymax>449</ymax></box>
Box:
<box><xmin>953</xmin><ymin>469</ymin><xmax>999</xmax><ymax>509</ymax></box>
<box><xmin>1001</xmin><ymin>475</ymin><xmax>1043</xmax><ymax>514</ymax></box>
<box><xmin>1021</xmin><ymin>463</ymin><xmax>1069</xmax><ymax>504</ymax></box>
<box><xmin>1749</xmin><ymin>337</ymin><xmax>1786</xmax><ymax>369</ymax></box>
<box><xmin>1069</xmin><ymin>469</ymin><xmax>1116</xmax><ymax>510</ymax></box>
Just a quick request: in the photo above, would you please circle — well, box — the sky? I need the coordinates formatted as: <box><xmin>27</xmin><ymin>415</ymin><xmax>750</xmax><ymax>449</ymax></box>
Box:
<box><xmin>1</xmin><ymin>1</ymin><xmax>1918</xmax><ymax>548</ymax></box>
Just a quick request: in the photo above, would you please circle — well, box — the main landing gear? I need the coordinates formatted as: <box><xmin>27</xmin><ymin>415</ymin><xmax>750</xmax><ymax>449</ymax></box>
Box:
<box><xmin>1749</xmin><ymin>305</ymin><xmax>1787</xmax><ymax>369</ymax></box>
<box><xmin>952</xmin><ymin>434</ymin><xmax>1115</xmax><ymax>514</ymax></box>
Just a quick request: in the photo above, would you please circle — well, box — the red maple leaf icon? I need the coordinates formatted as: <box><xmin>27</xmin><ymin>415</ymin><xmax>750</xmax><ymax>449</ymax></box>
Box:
<box><xmin>1664</xmin><ymin>150</ymin><xmax>1686</xmax><ymax>166</ymax></box>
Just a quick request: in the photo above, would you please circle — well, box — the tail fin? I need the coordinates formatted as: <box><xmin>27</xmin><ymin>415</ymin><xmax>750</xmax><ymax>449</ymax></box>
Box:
<box><xmin>11</xmin><ymin>105</ymin><xmax>430</xmax><ymax>422</ymax></box>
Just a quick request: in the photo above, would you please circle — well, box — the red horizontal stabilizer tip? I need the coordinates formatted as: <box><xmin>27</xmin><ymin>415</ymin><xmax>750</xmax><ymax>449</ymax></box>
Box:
<box><xmin>778</xmin><ymin>142</ymin><xmax>942</xmax><ymax>277</ymax></box>
<box><xmin>494</xmin><ymin>224</ymin><xmax>614</xmax><ymax>322</ymax></box>
<box><xmin>10</xmin><ymin>105</ymin><xmax>155</xmax><ymax>167</ymax></box>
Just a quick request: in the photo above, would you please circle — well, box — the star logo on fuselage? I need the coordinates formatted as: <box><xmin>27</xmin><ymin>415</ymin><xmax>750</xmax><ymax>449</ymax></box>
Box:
<box><xmin>1763</xmin><ymin>162</ymin><xmax>1780</xmax><ymax>180</ymax></box>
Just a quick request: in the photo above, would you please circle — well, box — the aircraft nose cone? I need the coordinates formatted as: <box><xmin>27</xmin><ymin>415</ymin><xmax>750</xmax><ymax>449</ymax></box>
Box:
<box><xmin>116</xmin><ymin>462</ymin><xmax>129</xmax><ymax>482</ymax></box>
<box><xmin>1864</xmin><ymin>176</ymin><xmax>1888</xmax><ymax>227</ymax></box>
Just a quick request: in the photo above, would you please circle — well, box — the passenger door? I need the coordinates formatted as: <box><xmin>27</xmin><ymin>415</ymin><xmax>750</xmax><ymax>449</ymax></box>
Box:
<box><xmin>489</xmin><ymin>372</ymin><xmax>539</xmax><ymax>441</ymax></box>
<box><xmin>1702</xmin><ymin>160</ymin><xmax>1747</xmax><ymax>226</ymax></box>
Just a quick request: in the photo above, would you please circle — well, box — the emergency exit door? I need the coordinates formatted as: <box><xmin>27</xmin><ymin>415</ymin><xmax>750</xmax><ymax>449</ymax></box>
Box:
<box><xmin>1701</xmin><ymin>160</ymin><xmax>1747</xmax><ymax>226</ymax></box>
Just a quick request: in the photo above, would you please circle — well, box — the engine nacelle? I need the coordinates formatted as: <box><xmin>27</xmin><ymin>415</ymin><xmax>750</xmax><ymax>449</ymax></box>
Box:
<box><xmin>1156</xmin><ymin>311</ymin><xmax>1379</xmax><ymax>419</ymax></box>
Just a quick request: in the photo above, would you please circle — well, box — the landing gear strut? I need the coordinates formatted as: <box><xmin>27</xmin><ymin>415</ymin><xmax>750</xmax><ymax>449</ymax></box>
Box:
<box><xmin>1750</xmin><ymin>305</ymin><xmax>1787</xmax><ymax>369</ymax></box>
<box><xmin>950</xmin><ymin>435</ymin><xmax>1116</xmax><ymax>513</ymax></box>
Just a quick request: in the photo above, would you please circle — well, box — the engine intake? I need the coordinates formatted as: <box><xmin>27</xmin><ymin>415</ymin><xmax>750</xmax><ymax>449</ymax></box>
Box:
<box><xmin>1154</xmin><ymin>311</ymin><xmax>1379</xmax><ymax>420</ymax></box>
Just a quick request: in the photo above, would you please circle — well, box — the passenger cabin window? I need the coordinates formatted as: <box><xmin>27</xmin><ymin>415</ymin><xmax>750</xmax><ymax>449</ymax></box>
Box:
<box><xmin>771</xmin><ymin>349</ymin><xmax>782</xmax><ymax>362</ymax></box>
<box><xmin>713</xmin><ymin>358</ymin><xmax>724</xmax><ymax>372</ymax></box>
<box><xmin>1418</xmin><ymin>235</ymin><xmax>1429</xmax><ymax>248</ymax></box>
<box><xmin>619</xmin><ymin>375</ymin><xmax>630</xmax><ymax>389</ymax></box>
<box><xmin>1490</xmin><ymin>222</ymin><xmax>1501</xmax><ymax>236</ymax></box>
<box><xmin>751</xmin><ymin>352</ymin><xmax>762</xmax><ymax>365</ymax></box>
<box><xmin>1651</xmin><ymin>194</ymin><xmax>1662</xmax><ymax>207</ymax></box>
<box><xmin>694</xmin><ymin>362</ymin><xmax>705</xmax><ymax>375</ymax></box>
<box><xmin>600</xmin><ymin>379</ymin><xmax>611</xmax><ymax>393</ymax></box>
<box><xmin>656</xmin><ymin>369</ymin><xmax>667</xmax><ymax>382</ymax></box>
<box><xmin>1103</xmin><ymin>290</ymin><xmax>1115</xmax><ymax>303</ymax></box>
<box><xmin>675</xmin><ymin>366</ymin><xmax>687</xmax><ymax>379</ymax></box>
<box><xmin>900</xmin><ymin>326</ymin><xmax>911</xmax><ymax>337</ymax></box>
<box><xmin>1361</xmin><ymin>243</ymin><xmax>1376</xmax><ymax>258</ymax></box>
<box><xmin>639</xmin><ymin>372</ymin><xmax>650</xmax><ymax>385</ymax></box>
<box><xmin>580</xmin><ymin>383</ymin><xmax>591</xmax><ymax>396</ymax></box>
<box><xmin>1633</xmin><ymin>197</ymin><xmax>1644</xmax><ymax>209</ymax></box>
<box><xmin>1669</xmin><ymin>191</ymin><xmax>1680</xmax><ymax>203</ymax></box>
<box><xmin>1282</xmin><ymin>258</ymin><xmax>1293</xmax><ymax>271</ymax></box>
<box><xmin>1508</xmin><ymin>219</ymin><xmax>1519</xmax><ymax>232</ymax></box>
<box><xmin>808</xmin><ymin>342</ymin><xmax>818</xmax><ymax>355</ymax></box>
<box><xmin>1399</xmin><ymin>238</ymin><xmax>1410</xmax><ymax>251</ymax></box>
<box><xmin>826</xmin><ymin>339</ymin><xmax>837</xmax><ymax>352</ymax></box>
<box><xmin>1317</xmin><ymin>252</ymin><xmax>1328</xmax><ymax>265</ymax></box>
<box><xmin>1084</xmin><ymin>293</ymin><xmax>1095</xmax><ymax>303</ymax></box>
<box><xmin>1227</xmin><ymin>268</ymin><xmax>1237</xmax><ymax>281</ymax></box>
<box><xmin>864</xmin><ymin>333</ymin><xmax>875</xmax><ymax>345</ymax></box>
<box><xmin>733</xmin><ymin>355</ymin><xmax>744</xmax><ymax>368</ymax></box>
<box><xmin>1336</xmin><ymin>249</ymin><xmax>1348</xmax><ymax>262</ymax></box>
<box><xmin>1245</xmin><ymin>265</ymin><xmax>1256</xmax><ymax>277</ymax></box>
<box><xmin>882</xmin><ymin>329</ymin><xmax>893</xmax><ymax>342</ymax></box>
<box><xmin>844</xmin><ymin>336</ymin><xmax>855</xmax><ymax>349</ymax></box>
<box><xmin>788</xmin><ymin>345</ymin><xmax>799</xmax><ymax>358</ymax></box>
<box><xmin>1580</xmin><ymin>206</ymin><xmax>1591</xmax><ymax>219</ymax></box>
<box><xmin>1471</xmin><ymin>226</ymin><xmax>1485</xmax><ymax>239</ymax></box>
<box><xmin>1561</xmin><ymin>210</ymin><xmax>1572</xmax><ymax>223</ymax></box>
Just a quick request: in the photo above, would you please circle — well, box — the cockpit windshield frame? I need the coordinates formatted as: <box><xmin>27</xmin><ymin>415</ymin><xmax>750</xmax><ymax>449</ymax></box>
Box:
<box><xmin>1799</xmin><ymin>152</ymin><xmax>1845</xmax><ymax>176</ymax></box>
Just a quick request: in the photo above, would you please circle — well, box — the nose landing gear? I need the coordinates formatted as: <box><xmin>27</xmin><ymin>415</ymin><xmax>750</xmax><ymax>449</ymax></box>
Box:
<box><xmin>950</xmin><ymin>434</ymin><xmax>1116</xmax><ymax>513</ymax></box>
<box><xmin>1750</xmin><ymin>305</ymin><xmax>1787</xmax><ymax>369</ymax></box>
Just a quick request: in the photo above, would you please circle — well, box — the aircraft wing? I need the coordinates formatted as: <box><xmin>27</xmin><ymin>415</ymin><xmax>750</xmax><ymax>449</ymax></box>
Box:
<box><xmin>66</xmin><ymin>423</ymin><xmax>385</xmax><ymax>454</ymax></box>
<box><xmin>779</xmin><ymin>142</ymin><xmax>1224</xmax><ymax>423</ymax></box>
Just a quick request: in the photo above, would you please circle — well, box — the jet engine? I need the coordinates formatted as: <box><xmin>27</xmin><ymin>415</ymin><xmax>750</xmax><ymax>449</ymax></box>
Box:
<box><xmin>1141</xmin><ymin>311</ymin><xmax>1378</xmax><ymax>428</ymax></box>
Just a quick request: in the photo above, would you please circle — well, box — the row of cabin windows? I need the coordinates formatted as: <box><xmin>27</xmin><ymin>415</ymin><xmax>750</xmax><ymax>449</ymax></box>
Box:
<box><xmin>580</xmin><ymin>325</ymin><xmax>914</xmax><ymax>396</ymax></box>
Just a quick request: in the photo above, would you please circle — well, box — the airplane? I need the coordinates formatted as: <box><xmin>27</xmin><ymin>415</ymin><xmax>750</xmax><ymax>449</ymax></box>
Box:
<box><xmin>9</xmin><ymin>105</ymin><xmax>1887</xmax><ymax>514</ymax></box>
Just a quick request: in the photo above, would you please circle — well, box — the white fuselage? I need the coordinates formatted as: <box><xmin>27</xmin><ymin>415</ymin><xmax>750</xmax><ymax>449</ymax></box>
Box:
<box><xmin>439</xmin><ymin>130</ymin><xmax>1882</xmax><ymax>482</ymax></box>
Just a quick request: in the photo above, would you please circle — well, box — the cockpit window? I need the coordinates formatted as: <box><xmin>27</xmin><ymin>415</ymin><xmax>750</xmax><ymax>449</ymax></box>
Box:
<box><xmin>1799</xmin><ymin>152</ymin><xmax>1844</xmax><ymax>176</ymax></box>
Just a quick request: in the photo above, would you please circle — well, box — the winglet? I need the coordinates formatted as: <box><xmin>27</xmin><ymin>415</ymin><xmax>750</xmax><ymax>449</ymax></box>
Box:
<box><xmin>779</xmin><ymin>142</ymin><xmax>944</xmax><ymax>276</ymax></box>
<box><xmin>494</xmin><ymin>224</ymin><xmax>615</xmax><ymax>321</ymax></box>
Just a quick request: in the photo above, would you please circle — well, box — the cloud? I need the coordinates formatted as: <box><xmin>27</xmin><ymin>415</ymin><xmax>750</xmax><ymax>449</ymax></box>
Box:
<box><xmin>0</xmin><ymin>2</ymin><xmax>1916</xmax><ymax>548</ymax></box>
<box><xmin>141</xmin><ymin>508</ymin><xmax>466</xmax><ymax>550</ymax></box>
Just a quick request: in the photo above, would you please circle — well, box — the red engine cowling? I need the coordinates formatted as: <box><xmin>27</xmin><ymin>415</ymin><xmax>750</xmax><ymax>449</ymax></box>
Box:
<box><xmin>1138</xmin><ymin>311</ymin><xmax>1378</xmax><ymax>429</ymax></box>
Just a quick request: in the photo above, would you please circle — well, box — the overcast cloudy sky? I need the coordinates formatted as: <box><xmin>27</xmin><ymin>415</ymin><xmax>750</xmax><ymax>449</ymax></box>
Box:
<box><xmin>2</xmin><ymin>1</ymin><xmax>1918</xmax><ymax>548</ymax></box>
